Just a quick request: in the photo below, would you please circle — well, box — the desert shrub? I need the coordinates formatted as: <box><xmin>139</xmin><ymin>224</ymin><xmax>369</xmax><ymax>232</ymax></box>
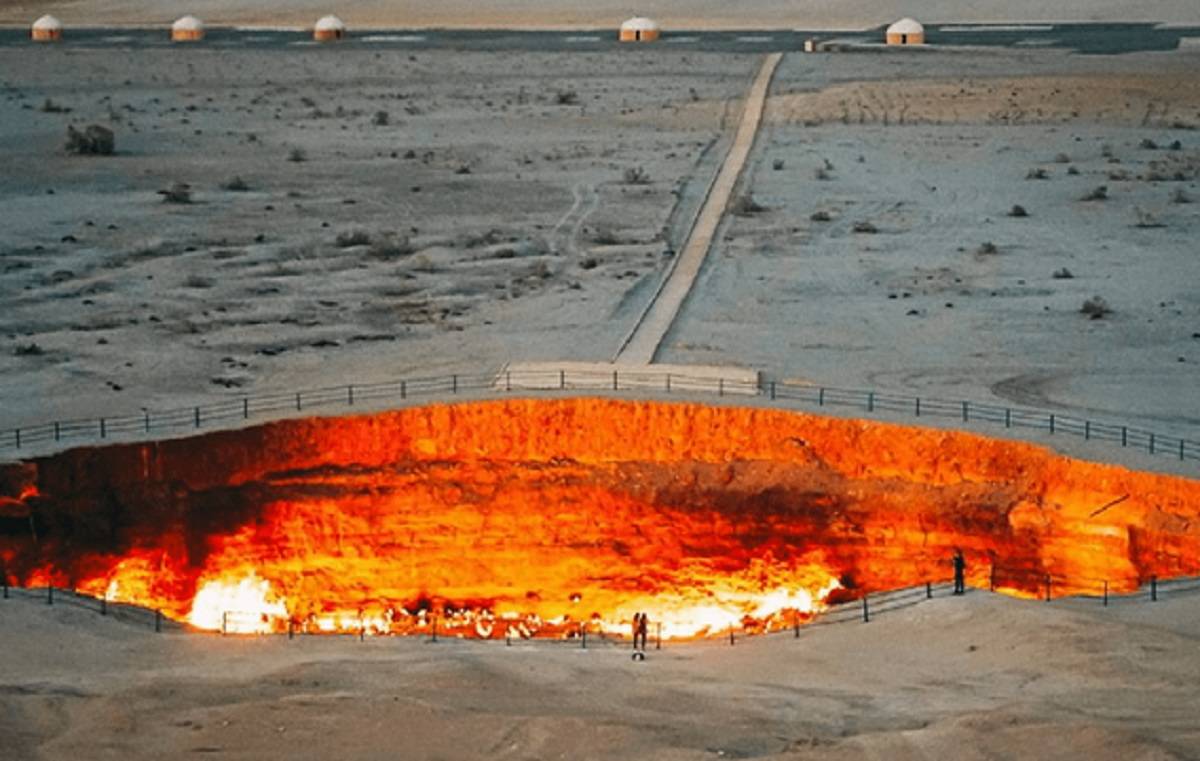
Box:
<box><xmin>41</xmin><ymin>98</ymin><xmax>70</xmax><ymax>113</ymax></box>
<box><xmin>852</xmin><ymin>221</ymin><xmax>878</xmax><ymax>234</ymax></box>
<box><xmin>221</xmin><ymin>176</ymin><xmax>250</xmax><ymax>192</ymax></box>
<box><xmin>158</xmin><ymin>182</ymin><xmax>192</xmax><ymax>204</ymax></box>
<box><xmin>772</xmin><ymin>159</ymin><xmax>785</xmax><ymax>171</ymax></box>
<box><xmin>1052</xmin><ymin>267</ymin><xmax>1074</xmax><ymax>279</ymax></box>
<box><xmin>1101</xmin><ymin>144</ymin><xmax>1114</xmax><ymax>158</ymax></box>
<box><xmin>1025</xmin><ymin>168</ymin><xmax>1049</xmax><ymax>180</ymax></box>
<box><xmin>1139</xmin><ymin>138</ymin><xmax>1159</xmax><ymax>150</ymax></box>
<box><xmin>1008</xmin><ymin>204</ymin><xmax>1028</xmax><ymax>218</ymax></box>
<box><xmin>1168</xmin><ymin>140</ymin><xmax>1183</xmax><ymax>151</ymax></box>
<box><xmin>579</xmin><ymin>257</ymin><xmax>599</xmax><ymax>270</ymax></box>
<box><xmin>1133</xmin><ymin>207</ymin><xmax>1164</xmax><ymax>228</ymax></box>
<box><xmin>810</xmin><ymin>210</ymin><xmax>832</xmax><ymax>222</ymax></box>
<box><xmin>1054</xmin><ymin>153</ymin><xmax>1071</xmax><ymax>163</ymax></box>
<box><xmin>1066</xmin><ymin>166</ymin><xmax>1080</xmax><ymax>176</ymax></box>
<box><xmin>183</xmin><ymin>274</ymin><xmax>214</xmax><ymax>288</ymax></box>
<box><xmin>623</xmin><ymin>166</ymin><xmax>649</xmax><ymax>185</ymax></box>
<box><xmin>1081</xmin><ymin>185</ymin><xmax>1108</xmax><ymax>201</ymax></box>
<box><xmin>287</xmin><ymin>147</ymin><xmax>307</xmax><ymax>163</ymax></box>
<box><xmin>65</xmin><ymin>124</ymin><xmax>114</xmax><ymax>155</ymax></box>
<box><xmin>590</xmin><ymin>228</ymin><xmax>620</xmax><ymax>245</ymax></box>
<box><xmin>455</xmin><ymin>164</ymin><xmax>472</xmax><ymax>175</ymax></box>
<box><xmin>372</xmin><ymin>110</ymin><xmax>389</xmax><ymax>126</ymax></box>
<box><xmin>1080</xmin><ymin>296</ymin><xmax>1112</xmax><ymax>319</ymax></box>
<box><xmin>555</xmin><ymin>89</ymin><xmax>579</xmax><ymax>105</ymax></box>
<box><xmin>815</xmin><ymin>167</ymin><xmax>832</xmax><ymax>181</ymax></box>
<box><xmin>369</xmin><ymin>234</ymin><xmax>414</xmax><ymax>259</ymax></box>
<box><xmin>730</xmin><ymin>195</ymin><xmax>766</xmax><ymax>216</ymax></box>
<box><xmin>335</xmin><ymin>230</ymin><xmax>371</xmax><ymax>248</ymax></box>
<box><xmin>977</xmin><ymin>241</ymin><xmax>999</xmax><ymax>255</ymax></box>
<box><xmin>13</xmin><ymin>343</ymin><xmax>44</xmax><ymax>356</ymax></box>
<box><xmin>1171</xmin><ymin>188</ymin><xmax>1191</xmax><ymax>204</ymax></box>
<box><xmin>1107</xmin><ymin>169</ymin><xmax>1131</xmax><ymax>181</ymax></box>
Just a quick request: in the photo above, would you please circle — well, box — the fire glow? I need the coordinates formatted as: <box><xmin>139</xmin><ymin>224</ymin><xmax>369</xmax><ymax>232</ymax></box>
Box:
<box><xmin>2</xmin><ymin>398</ymin><xmax>1198</xmax><ymax>638</ymax></box>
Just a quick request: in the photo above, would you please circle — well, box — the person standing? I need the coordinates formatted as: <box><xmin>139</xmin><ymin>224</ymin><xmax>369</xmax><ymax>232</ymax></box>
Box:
<box><xmin>953</xmin><ymin>550</ymin><xmax>966</xmax><ymax>595</ymax></box>
<box><xmin>636</xmin><ymin>612</ymin><xmax>649</xmax><ymax>650</ymax></box>
<box><xmin>631</xmin><ymin>612</ymin><xmax>642</xmax><ymax>648</ymax></box>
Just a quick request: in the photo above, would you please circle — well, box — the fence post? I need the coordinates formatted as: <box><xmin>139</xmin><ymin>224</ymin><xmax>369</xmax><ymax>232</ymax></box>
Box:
<box><xmin>505</xmin><ymin>371</ymin><xmax>511</xmax><ymax>392</ymax></box>
<box><xmin>1005</xmin><ymin>409</ymin><xmax>1011</xmax><ymax>428</ymax></box>
<box><xmin>288</xmin><ymin>619</ymin><xmax>294</xmax><ymax>640</ymax></box>
<box><xmin>990</xmin><ymin>565</ymin><xmax>996</xmax><ymax>592</ymax></box>
<box><xmin>55</xmin><ymin>421</ymin><xmax>61</xmax><ymax>441</ymax></box>
<box><xmin>666</xmin><ymin>373</ymin><xmax>672</xmax><ymax>393</ymax></box>
<box><xmin>222</xmin><ymin>611</ymin><xmax>227</xmax><ymax>635</ymax></box>
<box><xmin>100</xmin><ymin>593</ymin><xmax>107</xmax><ymax>616</ymax></box>
<box><xmin>506</xmin><ymin>627</ymin><xmax>512</xmax><ymax>646</ymax></box>
<box><xmin>719</xmin><ymin>378</ymin><xmax>725</xmax><ymax>397</ymax></box>
<box><xmin>48</xmin><ymin>585</ymin><xmax>54</xmax><ymax>605</ymax></box>
<box><xmin>581</xmin><ymin>624</ymin><xmax>587</xmax><ymax>649</ymax></box>
<box><xmin>915</xmin><ymin>397</ymin><xmax>920</xmax><ymax>417</ymax></box>
<box><xmin>1049</xmin><ymin>414</ymin><xmax>1055</xmax><ymax>434</ymax></box>
<box><xmin>1121</xmin><ymin>426</ymin><xmax>1127</xmax><ymax>447</ymax></box>
<box><xmin>295</xmin><ymin>392</ymin><xmax>302</xmax><ymax>411</ymax></box>
<box><xmin>794</xmin><ymin>612</ymin><xmax>800</xmax><ymax>638</ymax></box>
<box><xmin>242</xmin><ymin>398</ymin><xmax>249</xmax><ymax>419</ymax></box>
<box><xmin>1044</xmin><ymin>575</ymin><xmax>1052</xmax><ymax>602</ymax></box>
<box><xmin>962</xmin><ymin>401</ymin><xmax>969</xmax><ymax>422</ymax></box>
<box><xmin>867</xmin><ymin>392</ymin><xmax>874</xmax><ymax>412</ymax></box>
<box><xmin>1151</xmin><ymin>576</ymin><xmax>1158</xmax><ymax>602</ymax></box>
<box><xmin>612</xmin><ymin>370</ymin><xmax>618</xmax><ymax>391</ymax></box>
<box><xmin>431</xmin><ymin>616</ymin><xmax>438</xmax><ymax>643</ymax></box>
<box><xmin>1085</xmin><ymin>421</ymin><xmax>1090</xmax><ymax>440</ymax></box>
<box><xmin>926</xmin><ymin>582</ymin><xmax>932</xmax><ymax>599</ymax></box>
<box><xmin>862</xmin><ymin>595</ymin><xmax>870</xmax><ymax>623</ymax></box>
<box><xmin>100</xmin><ymin>418</ymin><xmax>106</xmax><ymax>439</ymax></box>
<box><xmin>401</xmin><ymin>380</ymin><xmax>407</xmax><ymax>399</ymax></box>
<box><xmin>1149</xmin><ymin>434</ymin><xmax>1155</xmax><ymax>455</ymax></box>
<box><xmin>818</xmin><ymin>388</ymin><xmax>825</xmax><ymax>406</ymax></box>
<box><xmin>194</xmin><ymin>407</ymin><xmax>201</xmax><ymax>428</ymax></box>
<box><xmin>452</xmin><ymin>374</ymin><xmax>458</xmax><ymax>394</ymax></box>
<box><xmin>13</xmin><ymin>429</ymin><xmax>18</xmax><ymax>449</ymax></box>
<box><xmin>770</xmin><ymin>381</ymin><xmax>776</xmax><ymax>401</ymax></box>
<box><xmin>559</xmin><ymin>370</ymin><xmax>565</xmax><ymax>390</ymax></box>
<box><xmin>144</xmin><ymin>410</ymin><xmax>151</xmax><ymax>432</ymax></box>
<box><xmin>155</xmin><ymin>609</ymin><xmax>162</xmax><ymax>633</ymax></box>
<box><xmin>729</xmin><ymin>629</ymin><xmax>735</xmax><ymax>646</ymax></box>
<box><xmin>656</xmin><ymin>622</ymin><xmax>662</xmax><ymax>650</ymax></box>
<box><xmin>1103</xmin><ymin>581</ymin><xmax>1108</xmax><ymax>607</ymax></box>
<box><xmin>1182</xmin><ymin>440</ymin><xmax>1187</xmax><ymax>461</ymax></box>
<box><xmin>348</xmin><ymin>385</ymin><xmax>354</xmax><ymax>406</ymax></box>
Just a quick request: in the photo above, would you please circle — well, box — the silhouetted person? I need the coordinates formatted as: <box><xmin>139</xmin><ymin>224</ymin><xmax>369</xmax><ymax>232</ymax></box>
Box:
<box><xmin>636</xmin><ymin>612</ymin><xmax>649</xmax><ymax>650</ymax></box>
<box><xmin>631</xmin><ymin>612</ymin><xmax>642</xmax><ymax>648</ymax></box>
<box><xmin>953</xmin><ymin>550</ymin><xmax>966</xmax><ymax>595</ymax></box>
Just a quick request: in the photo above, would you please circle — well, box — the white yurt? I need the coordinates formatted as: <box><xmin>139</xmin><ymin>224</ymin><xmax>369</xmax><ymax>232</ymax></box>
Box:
<box><xmin>313</xmin><ymin>15</ymin><xmax>346</xmax><ymax>41</ymax></box>
<box><xmin>885</xmin><ymin>18</ymin><xmax>924</xmax><ymax>45</ymax></box>
<box><xmin>171</xmin><ymin>15</ymin><xmax>205</xmax><ymax>41</ymax></box>
<box><xmin>31</xmin><ymin>14</ymin><xmax>63</xmax><ymax>42</ymax></box>
<box><xmin>619</xmin><ymin>17</ymin><xmax>660</xmax><ymax>42</ymax></box>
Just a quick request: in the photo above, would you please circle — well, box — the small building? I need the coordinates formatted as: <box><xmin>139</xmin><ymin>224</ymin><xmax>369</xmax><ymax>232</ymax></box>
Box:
<box><xmin>619</xmin><ymin>17</ymin><xmax>660</xmax><ymax>42</ymax></box>
<box><xmin>171</xmin><ymin>15</ymin><xmax>205</xmax><ymax>42</ymax></box>
<box><xmin>31</xmin><ymin>14</ymin><xmax>63</xmax><ymax>42</ymax></box>
<box><xmin>313</xmin><ymin>15</ymin><xmax>346</xmax><ymax>41</ymax></box>
<box><xmin>885</xmin><ymin>18</ymin><xmax>924</xmax><ymax>46</ymax></box>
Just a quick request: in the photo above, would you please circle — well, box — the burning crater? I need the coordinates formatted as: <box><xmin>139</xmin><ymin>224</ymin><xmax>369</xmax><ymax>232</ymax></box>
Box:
<box><xmin>1</xmin><ymin>399</ymin><xmax>1197</xmax><ymax>638</ymax></box>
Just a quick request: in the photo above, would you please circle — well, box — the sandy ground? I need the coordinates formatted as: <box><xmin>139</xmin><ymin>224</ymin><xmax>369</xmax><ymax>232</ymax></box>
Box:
<box><xmin>0</xmin><ymin>46</ymin><xmax>752</xmax><ymax>425</ymax></box>
<box><xmin>2</xmin><ymin>0</ymin><xmax>1200</xmax><ymax>29</ymax></box>
<box><xmin>2</xmin><ymin>588</ymin><xmax>1199</xmax><ymax>760</ymax></box>
<box><xmin>656</xmin><ymin>48</ymin><xmax>1200</xmax><ymax>440</ymax></box>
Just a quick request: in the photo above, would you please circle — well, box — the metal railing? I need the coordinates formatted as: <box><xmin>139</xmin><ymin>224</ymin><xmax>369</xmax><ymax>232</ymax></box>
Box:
<box><xmin>2</xmin><ymin>367</ymin><xmax>1198</xmax><ymax>466</ymax></box>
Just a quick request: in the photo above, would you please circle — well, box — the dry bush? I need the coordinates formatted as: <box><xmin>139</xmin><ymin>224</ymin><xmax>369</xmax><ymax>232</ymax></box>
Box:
<box><xmin>1054</xmin><ymin>153</ymin><xmax>1071</xmax><ymax>163</ymax></box>
<box><xmin>335</xmin><ymin>230</ymin><xmax>371</xmax><ymax>248</ymax></box>
<box><xmin>1139</xmin><ymin>138</ymin><xmax>1159</xmax><ymax>150</ymax></box>
<box><xmin>579</xmin><ymin>257</ymin><xmax>599</xmax><ymax>270</ymax></box>
<box><xmin>1171</xmin><ymin>188</ymin><xmax>1192</xmax><ymax>204</ymax></box>
<box><xmin>623</xmin><ymin>166</ymin><xmax>649</xmax><ymax>185</ymax></box>
<box><xmin>369</xmin><ymin>234</ymin><xmax>414</xmax><ymax>260</ymax></box>
<box><xmin>41</xmin><ymin>98</ymin><xmax>70</xmax><ymax>113</ymax></box>
<box><xmin>287</xmin><ymin>147</ymin><xmax>307</xmax><ymax>163</ymax></box>
<box><xmin>554</xmin><ymin>89</ymin><xmax>579</xmax><ymax>105</ymax></box>
<box><xmin>183</xmin><ymin>274</ymin><xmax>214</xmax><ymax>288</ymax></box>
<box><xmin>772</xmin><ymin>159</ymin><xmax>785</xmax><ymax>171</ymax></box>
<box><xmin>1080</xmin><ymin>296</ymin><xmax>1112</xmax><ymax>319</ymax></box>
<box><xmin>13</xmin><ymin>343</ymin><xmax>44</xmax><ymax>356</ymax></box>
<box><xmin>1133</xmin><ymin>207</ymin><xmax>1165</xmax><ymax>228</ymax></box>
<box><xmin>977</xmin><ymin>241</ymin><xmax>999</xmax><ymax>255</ymax></box>
<box><xmin>852</xmin><ymin>221</ymin><xmax>877</xmax><ymax>234</ymax></box>
<box><xmin>1008</xmin><ymin>204</ymin><xmax>1029</xmax><ymax>218</ymax></box>
<box><xmin>221</xmin><ymin>176</ymin><xmax>250</xmax><ymax>191</ymax></box>
<box><xmin>372</xmin><ymin>110</ymin><xmax>389</xmax><ymax>126</ymax></box>
<box><xmin>1025</xmin><ymin>168</ymin><xmax>1049</xmax><ymax>180</ymax></box>
<box><xmin>65</xmin><ymin>124</ymin><xmax>114</xmax><ymax>155</ymax></box>
<box><xmin>1067</xmin><ymin>166</ymin><xmax>1081</xmax><ymax>176</ymax></box>
<box><xmin>1081</xmin><ymin>185</ymin><xmax>1108</xmax><ymax>201</ymax></box>
<box><xmin>810</xmin><ymin>210</ymin><xmax>832</xmax><ymax>222</ymax></box>
<box><xmin>158</xmin><ymin>182</ymin><xmax>192</xmax><ymax>204</ymax></box>
<box><xmin>1052</xmin><ymin>267</ymin><xmax>1074</xmax><ymax>279</ymax></box>
<box><xmin>730</xmin><ymin>195</ymin><xmax>766</xmax><ymax>216</ymax></box>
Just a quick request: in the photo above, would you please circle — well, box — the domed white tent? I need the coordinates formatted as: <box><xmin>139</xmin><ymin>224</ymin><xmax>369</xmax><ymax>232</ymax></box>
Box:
<box><xmin>885</xmin><ymin>18</ymin><xmax>924</xmax><ymax>45</ymax></box>
<box><xmin>313</xmin><ymin>15</ymin><xmax>346</xmax><ymax>41</ymax></box>
<box><xmin>619</xmin><ymin>17</ymin><xmax>660</xmax><ymax>42</ymax></box>
<box><xmin>171</xmin><ymin>15</ymin><xmax>205</xmax><ymax>42</ymax></box>
<box><xmin>31</xmin><ymin>14</ymin><xmax>63</xmax><ymax>42</ymax></box>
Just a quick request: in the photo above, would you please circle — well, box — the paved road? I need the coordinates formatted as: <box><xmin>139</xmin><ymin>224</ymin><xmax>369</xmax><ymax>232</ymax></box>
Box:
<box><xmin>1</xmin><ymin>23</ymin><xmax>1198</xmax><ymax>54</ymax></box>
<box><xmin>616</xmin><ymin>53</ymin><xmax>782</xmax><ymax>365</ymax></box>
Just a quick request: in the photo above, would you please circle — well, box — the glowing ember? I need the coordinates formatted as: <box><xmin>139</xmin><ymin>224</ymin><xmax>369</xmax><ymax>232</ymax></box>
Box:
<box><xmin>2</xmin><ymin>398</ymin><xmax>1198</xmax><ymax>639</ymax></box>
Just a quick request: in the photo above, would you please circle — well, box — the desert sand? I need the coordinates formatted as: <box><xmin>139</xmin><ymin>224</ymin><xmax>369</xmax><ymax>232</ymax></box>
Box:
<box><xmin>2</xmin><ymin>585</ymin><xmax>1199</xmax><ymax>760</ymax></box>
